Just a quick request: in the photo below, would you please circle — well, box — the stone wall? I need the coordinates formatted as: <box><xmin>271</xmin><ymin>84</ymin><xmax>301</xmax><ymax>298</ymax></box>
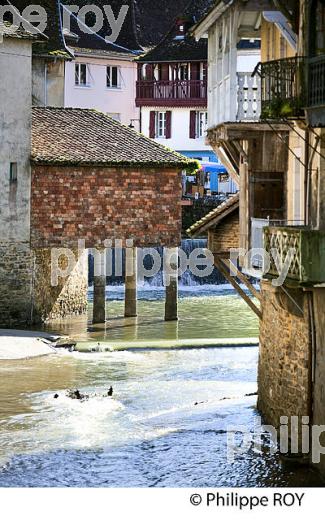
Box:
<box><xmin>0</xmin><ymin>242</ymin><xmax>33</xmax><ymax>327</ymax></box>
<box><xmin>258</xmin><ymin>280</ymin><xmax>311</xmax><ymax>431</ymax></box>
<box><xmin>33</xmin><ymin>248</ymin><xmax>88</xmax><ymax>322</ymax></box>
<box><xmin>0</xmin><ymin>243</ymin><xmax>88</xmax><ymax>326</ymax></box>
<box><xmin>311</xmin><ymin>288</ymin><xmax>325</xmax><ymax>473</ymax></box>
<box><xmin>31</xmin><ymin>165</ymin><xmax>182</xmax><ymax>249</ymax></box>
<box><xmin>208</xmin><ymin>209</ymin><xmax>239</xmax><ymax>253</ymax></box>
<box><xmin>0</xmin><ymin>37</ymin><xmax>32</xmax><ymax>243</ymax></box>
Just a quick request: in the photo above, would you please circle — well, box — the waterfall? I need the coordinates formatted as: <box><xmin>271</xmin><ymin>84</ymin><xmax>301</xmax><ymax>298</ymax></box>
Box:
<box><xmin>88</xmin><ymin>239</ymin><xmax>226</xmax><ymax>287</ymax></box>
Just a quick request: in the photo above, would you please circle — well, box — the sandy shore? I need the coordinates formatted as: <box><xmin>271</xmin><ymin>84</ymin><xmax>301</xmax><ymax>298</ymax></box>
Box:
<box><xmin>0</xmin><ymin>330</ymin><xmax>59</xmax><ymax>360</ymax></box>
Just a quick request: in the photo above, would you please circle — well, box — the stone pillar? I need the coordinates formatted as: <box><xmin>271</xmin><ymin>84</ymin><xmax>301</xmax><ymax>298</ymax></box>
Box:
<box><xmin>164</xmin><ymin>247</ymin><xmax>178</xmax><ymax>322</ymax></box>
<box><xmin>93</xmin><ymin>250</ymin><xmax>106</xmax><ymax>324</ymax></box>
<box><xmin>125</xmin><ymin>246</ymin><xmax>137</xmax><ymax>318</ymax></box>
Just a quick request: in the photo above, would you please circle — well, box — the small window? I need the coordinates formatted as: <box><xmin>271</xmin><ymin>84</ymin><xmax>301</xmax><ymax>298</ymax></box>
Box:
<box><xmin>156</xmin><ymin>112</ymin><xmax>166</xmax><ymax>138</ymax></box>
<box><xmin>196</xmin><ymin>111</ymin><xmax>208</xmax><ymax>138</ymax></box>
<box><xmin>10</xmin><ymin>162</ymin><xmax>17</xmax><ymax>184</ymax></box>
<box><xmin>107</xmin><ymin>66</ymin><xmax>120</xmax><ymax>88</ymax></box>
<box><xmin>107</xmin><ymin>113</ymin><xmax>121</xmax><ymax>122</ymax></box>
<box><xmin>75</xmin><ymin>63</ymin><xmax>88</xmax><ymax>86</ymax></box>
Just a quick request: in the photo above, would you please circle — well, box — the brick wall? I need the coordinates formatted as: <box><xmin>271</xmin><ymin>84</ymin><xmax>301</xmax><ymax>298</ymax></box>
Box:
<box><xmin>31</xmin><ymin>165</ymin><xmax>182</xmax><ymax>248</ymax></box>
<box><xmin>208</xmin><ymin>210</ymin><xmax>239</xmax><ymax>253</ymax></box>
<box><xmin>258</xmin><ymin>280</ymin><xmax>311</xmax><ymax>432</ymax></box>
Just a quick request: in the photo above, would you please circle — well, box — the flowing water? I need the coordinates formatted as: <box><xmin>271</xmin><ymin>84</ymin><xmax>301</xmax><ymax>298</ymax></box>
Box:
<box><xmin>0</xmin><ymin>286</ymin><xmax>323</xmax><ymax>487</ymax></box>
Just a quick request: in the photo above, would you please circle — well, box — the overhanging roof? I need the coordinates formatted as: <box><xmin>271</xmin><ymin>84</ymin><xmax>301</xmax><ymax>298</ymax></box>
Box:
<box><xmin>187</xmin><ymin>193</ymin><xmax>239</xmax><ymax>237</ymax></box>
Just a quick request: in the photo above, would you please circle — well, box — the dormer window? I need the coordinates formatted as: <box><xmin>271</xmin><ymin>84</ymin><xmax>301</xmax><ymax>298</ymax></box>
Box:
<box><xmin>175</xmin><ymin>18</ymin><xmax>186</xmax><ymax>39</ymax></box>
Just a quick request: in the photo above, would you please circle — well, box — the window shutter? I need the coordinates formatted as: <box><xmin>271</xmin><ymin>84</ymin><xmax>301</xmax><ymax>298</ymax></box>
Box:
<box><xmin>146</xmin><ymin>64</ymin><xmax>154</xmax><ymax>80</ymax></box>
<box><xmin>161</xmin><ymin>63</ymin><xmax>169</xmax><ymax>80</ymax></box>
<box><xmin>149</xmin><ymin>111</ymin><xmax>156</xmax><ymax>138</ymax></box>
<box><xmin>191</xmin><ymin>62</ymin><xmax>200</xmax><ymax>80</ymax></box>
<box><xmin>189</xmin><ymin>111</ymin><xmax>196</xmax><ymax>139</ymax></box>
<box><xmin>166</xmin><ymin>111</ymin><xmax>172</xmax><ymax>139</ymax></box>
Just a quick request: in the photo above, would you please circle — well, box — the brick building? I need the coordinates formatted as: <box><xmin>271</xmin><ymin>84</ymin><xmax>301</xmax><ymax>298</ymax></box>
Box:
<box><xmin>1</xmin><ymin>106</ymin><xmax>194</xmax><ymax>326</ymax></box>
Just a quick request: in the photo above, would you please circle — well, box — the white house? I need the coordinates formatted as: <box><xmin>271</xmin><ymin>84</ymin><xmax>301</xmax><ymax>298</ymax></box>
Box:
<box><xmin>64</xmin><ymin>48</ymin><xmax>139</xmax><ymax>127</ymax></box>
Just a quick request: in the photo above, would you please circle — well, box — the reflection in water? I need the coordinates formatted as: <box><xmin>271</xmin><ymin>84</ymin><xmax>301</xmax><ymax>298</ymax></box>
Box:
<box><xmin>39</xmin><ymin>286</ymin><xmax>260</xmax><ymax>343</ymax></box>
<box><xmin>0</xmin><ymin>289</ymin><xmax>323</xmax><ymax>487</ymax></box>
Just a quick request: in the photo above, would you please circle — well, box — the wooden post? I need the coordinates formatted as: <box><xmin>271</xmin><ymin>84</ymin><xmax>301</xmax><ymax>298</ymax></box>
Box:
<box><xmin>93</xmin><ymin>250</ymin><xmax>106</xmax><ymax>324</ymax></box>
<box><xmin>165</xmin><ymin>247</ymin><xmax>178</xmax><ymax>321</ymax></box>
<box><xmin>125</xmin><ymin>246</ymin><xmax>137</xmax><ymax>318</ymax></box>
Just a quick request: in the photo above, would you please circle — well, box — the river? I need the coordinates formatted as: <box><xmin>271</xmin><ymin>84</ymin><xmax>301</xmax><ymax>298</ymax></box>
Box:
<box><xmin>0</xmin><ymin>286</ymin><xmax>323</xmax><ymax>487</ymax></box>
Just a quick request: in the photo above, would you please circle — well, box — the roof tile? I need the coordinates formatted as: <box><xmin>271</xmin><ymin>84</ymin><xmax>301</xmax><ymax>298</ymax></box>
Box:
<box><xmin>32</xmin><ymin>107</ymin><xmax>198</xmax><ymax>169</ymax></box>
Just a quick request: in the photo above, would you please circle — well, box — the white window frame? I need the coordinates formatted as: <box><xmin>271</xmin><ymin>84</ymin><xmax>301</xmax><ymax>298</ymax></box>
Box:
<box><xmin>196</xmin><ymin>111</ymin><xmax>208</xmax><ymax>138</ymax></box>
<box><xmin>155</xmin><ymin>111</ymin><xmax>167</xmax><ymax>138</ymax></box>
<box><xmin>178</xmin><ymin>63</ymin><xmax>189</xmax><ymax>81</ymax></box>
<box><xmin>200</xmin><ymin>62</ymin><xmax>207</xmax><ymax>82</ymax></box>
<box><xmin>106</xmin><ymin>65</ymin><xmax>121</xmax><ymax>89</ymax></box>
<box><xmin>75</xmin><ymin>63</ymin><xmax>90</xmax><ymax>87</ymax></box>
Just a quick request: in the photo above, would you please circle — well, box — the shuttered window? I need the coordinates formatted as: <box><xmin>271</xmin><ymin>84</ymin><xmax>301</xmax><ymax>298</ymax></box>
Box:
<box><xmin>149</xmin><ymin>111</ymin><xmax>172</xmax><ymax>139</ymax></box>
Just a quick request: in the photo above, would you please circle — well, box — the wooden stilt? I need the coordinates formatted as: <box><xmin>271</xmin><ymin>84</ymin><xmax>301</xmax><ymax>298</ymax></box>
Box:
<box><xmin>125</xmin><ymin>246</ymin><xmax>137</xmax><ymax>318</ymax></box>
<box><xmin>165</xmin><ymin>247</ymin><xmax>178</xmax><ymax>322</ymax></box>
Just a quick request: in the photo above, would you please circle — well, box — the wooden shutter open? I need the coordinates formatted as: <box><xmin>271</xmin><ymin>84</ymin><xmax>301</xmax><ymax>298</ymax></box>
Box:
<box><xmin>189</xmin><ymin>111</ymin><xmax>196</xmax><ymax>139</ymax></box>
<box><xmin>166</xmin><ymin>111</ymin><xmax>172</xmax><ymax>139</ymax></box>
<box><xmin>149</xmin><ymin>111</ymin><xmax>156</xmax><ymax>138</ymax></box>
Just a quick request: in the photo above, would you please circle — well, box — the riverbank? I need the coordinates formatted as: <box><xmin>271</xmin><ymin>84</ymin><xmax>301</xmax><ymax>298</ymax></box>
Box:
<box><xmin>0</xmin><ymin>330</ymin><xmax>62</xmax><ymax>360</ymax></box>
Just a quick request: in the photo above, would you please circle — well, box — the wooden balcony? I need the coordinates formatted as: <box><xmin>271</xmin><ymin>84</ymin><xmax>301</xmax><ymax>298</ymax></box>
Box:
<box><xmin>264</xmin><ymin>226</ymin><xmax>325</xmax><ymax>285</ymax></box>
<box><xmin>259</xmin><ymin>57</ymin><xmax>306</xmax><ymax>119</ymax></box>
<box><xmin>136</xmin><ymin>80</ymin><xmax>207</xmax><ymax>107</ymax></box>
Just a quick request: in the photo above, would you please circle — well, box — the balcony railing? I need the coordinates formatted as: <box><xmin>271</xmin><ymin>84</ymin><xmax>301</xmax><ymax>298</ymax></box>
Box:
<box><xmin>136</xmin><ymin>80</ymin><xmax>207</xmax><ymax>107</ymax></box>
<box><xmin>259</xmin><ymin>57</ymin><xmax>306</xmax><ymax>119</ymax></box>
<box><xmin>264</xmin><ymin>226</ymin><xmax>325</xmax><ymax>284</ymax></box>
<box><xmin>237</xmin><ymin>72</ymin><xmax>261</xmax><ymax>121</ymax></box>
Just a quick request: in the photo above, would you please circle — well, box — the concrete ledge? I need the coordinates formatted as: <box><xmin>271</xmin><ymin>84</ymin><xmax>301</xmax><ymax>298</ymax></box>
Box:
<box><xmin>76</xmin><ymin>337</ymin><xmax>259</xmax><ymax>352</ymax></box>
<box><xmin>0</xmin><ymin>330</ymin><xmax>59</xmax><ymax>360</ymax></box>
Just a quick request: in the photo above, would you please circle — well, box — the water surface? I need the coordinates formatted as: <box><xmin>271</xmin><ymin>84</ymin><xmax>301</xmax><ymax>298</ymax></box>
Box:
<box><xmin>0</xmin><ymin>288</ymin><xmax>322</xmax><ymax>487</ymax></box>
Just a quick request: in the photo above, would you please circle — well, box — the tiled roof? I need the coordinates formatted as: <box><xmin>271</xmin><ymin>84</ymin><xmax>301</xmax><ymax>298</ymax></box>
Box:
<box><xmin>0</xmin><ymin>22</ymin><xmax>45</xmax><ymax>40</ymax></box>
<box><xmin>6</xmin><ymin>1</ymin><xmax>69</xmax><ymax>55</ymax></box>
<box><xmin>62</xmin><ymin>0</ymin><xmax>192</xmax><ymax>56</ymax></box>
<box><xmin>187</xmin><ymin>193</ymin><xmax>239</xmax><ymax>237</ymax></box>
<box><xmin>31</xmin><ymin>107</ymin><xmax>198</xmax><ymax>169</ymax></box>
<box><xmin>63</xmin><ymin>0</ymin><xmax>140</xmax><ymax>54</ymax></box>
<box><xmin>138</xmin><ymin>0</ymin><xmax>214</xmax><ymax>63</ymax></box>
<box><xmin>133</xmin><ymin>0</ymin><xmax>190</xmax><ymax>49</ymax></box>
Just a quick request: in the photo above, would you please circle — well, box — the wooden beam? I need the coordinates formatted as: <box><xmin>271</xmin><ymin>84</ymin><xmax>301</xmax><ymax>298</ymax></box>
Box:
<box><xmin>219</xmin><ymin>258</ymin><xmax>261</xmax><ymax>301</ymax></box>
<box><xmin>214</xmin><ymin>256</ymin><xmax>262</xmax><ymax>319</ymax></box>
<box><xmin>215</xmin><ymin>144</ymin><xmax>240</xmax><ymax>185</ymax></box>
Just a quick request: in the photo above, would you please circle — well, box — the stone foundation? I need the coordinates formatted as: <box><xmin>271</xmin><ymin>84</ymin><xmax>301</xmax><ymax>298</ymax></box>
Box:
<box><xmin>0</xmin><ymin>243</ymin><xmax>88</xmax><ymax>326</ymax></box>
<box><xmin>258</xmin><ymin>280</ymin><xmax>312</xmax><ymax>431</ymax></box>
<box><xmin>0</xmin><ymin>241</ymin><xmax>34</xmax><ymax>327</ymax></box>
<box><xmin>33</xmin><ymin>248</ymin><xmax>88</xmax><ymax>322</ymax></box>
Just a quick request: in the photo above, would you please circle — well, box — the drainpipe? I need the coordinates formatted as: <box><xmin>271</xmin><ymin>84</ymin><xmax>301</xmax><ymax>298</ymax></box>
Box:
<box><xmin>305</xmin><ymin>131</ymin><xmax>320</xmax><ymax>227</ymax></box>
<box><xmin>304</xmin><ymin>129</ymin><xmax>309</xmax><ymax>226</ymax></box>
<box><xmin>307</xmin><ymin>291</ymin><xmax>316</xmax><ymax>451</ymax></box>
